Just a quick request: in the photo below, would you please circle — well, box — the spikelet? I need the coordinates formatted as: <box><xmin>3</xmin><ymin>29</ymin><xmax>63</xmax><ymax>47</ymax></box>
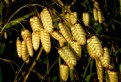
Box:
<box><xmin>32</xmin><ymin>31</ymin><xmax>41</xmax><ymax>51</ymax></box>
<box><xmin>21</xmin><ymin>29</ymin><xmax>31</xmax><ymax>40</ymax></box>
<box><xmin>21</xmin><ymin>40</ymin><xmax>29</xmax><ymax>63</ymax></box>
<box><xmin>40</xmin><ymin>29</ymin><xmax>51</xmax><ymax>53</ymax></box>
<box><xmin>65</xmin><ymin>12</ymin><xmax>77</xmax><ymax>25</ymax></box>
<box><xmin>30</xmin><ymin>16</ymin><xmax>43</xmax><ymax>32</ymax></box>
<box><xmin>59</xmin><ymin>22</ymin><xmax>72</xmax><ymax>41</ymax></box>
<box><xmin>26</xmin><ymin>37</ymin><xmax>33</xmax><ymax>57</ymax></box>
<box><xmin>59</xmin><ymin>64</ymin><xmax>69</xmax><ymax>81</ymax></box>
<box><xmin>71</xmin><ymin>23</ymin><xmax>86</xmax><ymax>45</ymax></box>
<box><xmin>50</xmin><ymin>31</ymin><xmax>66</xmax><ymax>43</ymax></box>
<box><xmin>82</xmin><ymin>12</ymin><xmax>90</xmax><ymax>26</ymax></box>
<box><xmin>16</xmin><ymin>37</ymin><xmax>22</xmax><ymax>58</ymax></box>
<box><xmin>93</xmin><ymin>7</ymin><xmax>98</xmax><ymax>21</ymax></box>
<box><xmin>95</xmin><ymin>58</ymin><xmax>103</xmax><ymax>82</ymax></box>
<box><xmin>58</xmin><ymin>46</ymin><xmax>77</xmax><ymax>67</ymax></box>
<box><xmin>107</xmin><ymin>70</ymin><xmax>118</xmax><ymax>82</ymax></box>
<box><xmin>98</xmin><ymin>10</ymin><xmax>103</xmax><ymax>24</ymax></box>
<box><xmin>87</xmin><ymin>36</ymin><xmax>103</xmax><ymax>59</ymax></box>
<box><xmin>99</xmin><ymin>47</ymin><xmax>110</xmax><ymax>68</ymax></box>
<box><xmin>69</xmin><ymin>41</ymin><xmax>81</xmax><ymax>59</ymax></box>
<box><xmin>40</xmin><ymin>8</ymin><xmax>54</xmax><ymax>32</ymax></box>
<box><xmin>4</xmin><ymin>31</ymin><xmax>7</xmax><ymax>39</ymax></box>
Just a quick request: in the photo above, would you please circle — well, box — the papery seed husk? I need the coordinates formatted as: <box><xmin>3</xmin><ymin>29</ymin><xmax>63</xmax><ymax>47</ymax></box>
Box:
<box><xmin>32</xmin><ymin>31</ymin><xmax>41</xmax><ymax>51</ymax></box>
<box><xmin>21</xmin><ymin>40</ymin><xmax>30</xmax><ymax>63</ymax></box>
<box><xmin>71</xmin><ymin>23</ymin><xmax>86</xmax><ymax>45</ymax></box>
<box><xmin>40</xmin><ymin>29</ymin><xmax>51</xmax><ymax>53</ymax></box>
<box><xmin>40</xmin><ymin>8</ymin><xmax>54</xmax><ymax>32</ymax></box>
<box><xmin>26</xmin><ymin>37</ymin><xmax>33</xmax><ymax>57</ymax></box>
<box><xmin>16</xmin><ymin>37</ymin><xmax>22</xmax><ymax>58</ymax></box>
<box><xmin>87</xmin><ymin>36</ymin><xmax>103</xmax><ymax>58</ymax></box>
<box><xmin>59</xmin><ymin>22</ymin><xmax>73</xmax><ymax>42</ymax></box>
<box><xmin>30</xmin><ymin>16</ymin><xmax>43</xmax><ymax>32</ymax></box>
<box><xmin>98</xmin><ymin>10</ymin><xmax>103</xmax><ymax>24</ymax></box>
<box><xmin>107</xmin><ymin>70</ymin><xmax>118</xmax><ymax>82</ymax></box>
<box><xmin>69</xmin><ymin>41</ymin><xmax>82</xmax><ymax>59</ymax></box>
<box><xmin>21</xmin><ymin>29</ymin><xmax>31</xmax><ymax>40</ymax></box>
<box><xmin>58</xmin><ymin>46</ymin><xmax>77</xmax><ymax>66</ymax></box>
<box><xmin>99</xmin><ymin>47</ymin><xmax>110</xmax><ymax>68</ymax></box>
<box><xmin>82</xmin><ymin>12</ymin><xmax>90</xmax><ymax>26</ymax></box>
<box><xmin>93</xmin><ymin>7</ymin><xmax>98</xmax><ymax>21</ymax></box>
<box><xmin>50</xmin><ymin>31</ymin><xmax>66</xmax><ymax>43</ymax></box>
<box><xmin>95</xmin><ymin>58</ymin><xmax>103</xmax><ymax>82</ymax></box>
<box><xmin>59</xmin><ymin>64</ymin><xmax>69</xmax><ymax>81</ymax></box>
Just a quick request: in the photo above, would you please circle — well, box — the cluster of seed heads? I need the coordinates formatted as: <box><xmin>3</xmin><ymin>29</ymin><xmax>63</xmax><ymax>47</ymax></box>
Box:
<box><xmin>15</xmin><ymin>1</ymin><xmax>118</xmax><ymax>81</ymax></box>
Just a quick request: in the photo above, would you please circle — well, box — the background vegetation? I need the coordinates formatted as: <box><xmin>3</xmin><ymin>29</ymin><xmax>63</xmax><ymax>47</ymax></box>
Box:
<box><xmin>0</xmin><ymin>0</ymin><xmax>121</xmax><ymax>82</ymax></box>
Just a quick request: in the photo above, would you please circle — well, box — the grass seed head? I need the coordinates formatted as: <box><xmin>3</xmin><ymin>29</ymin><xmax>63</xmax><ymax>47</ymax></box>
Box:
<box><xmin>59</xmin><ymin>64</ymin><xmax>69</xmax><ymax>81</ymax></box>
<box><xmin>16</xmin><ymin>37</ymin><xmax>22</xmax><ymax>58</ymax></box>
<box><xmin>40</xmin><ymin>7</ymin><xmax>54</xmax><ymax>32</ymax></box>
<box><xmin>40</xmin><ymin>29</ymin><xmax>51</xmax><ymax>53</ymax></box>
<box><xmin>32</xmin><ymin>31</ymin><xmax>41</xmax><ymax>51</ymax></box>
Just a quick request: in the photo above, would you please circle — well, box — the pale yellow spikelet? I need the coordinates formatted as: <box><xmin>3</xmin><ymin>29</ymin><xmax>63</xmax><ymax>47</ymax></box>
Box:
<box><xmin>93</xmin><ymin>7</ymin><xmax>98</xmax><ymax>21</ymax></box>
<box><xmin>69</xmin><ymin>41</ymin><xmax>82</xmax><ymax>59</ymax></box>
<box><xmin>99</xmin><ymin>47</ymin><xmax>110</xmax><ymax>68</ymax></box>
<box><xmin>21</xmin><ymin>29</ymin><xmax>31</xmax><ymax>40</ymax></box>
<box><xmin>59</xmin><ymin>22</ymin><xmax>73</xmax><ymax>41</ymax></box>
<box><xmin>70</xmin><ymin>12</ymin><xmax>78</xmax><ymax>24</ymax></box>
<box><xmin>32</xmin><ymin>31</ymin><xmax>41</xmax><ymax>51</ymax></box>
<box><xmin>59</xmin><ymin>64</ymin><xmax>69</xmax><ymax>81</ymax></box>
<box><xmin>87</xmin><ymin>36</ymin><xmax>103</xmax><ymax>58</ymax></box>
<box><xmin>50</xmin><ymin>31</ymin><xmax>66</xmax><ymax>43</ymax></box>
<box><xmin>30</xmin><ymin>16</ymin><xmax>43</xmax><ymax>32</ymax></box>
<box><xmin>40</xmin><ymin>29</ymin><xmax>51</xmax><ymax>53</ymax></box>
<box><xmin>98</xmin><ymin>10</ymin><xmax>103</xmax><ymax>24</ymax></box>
<box><xmin>26</xmin><ymin>37</ymin><xmax>33</xmax><ymax>57</ymax></box>
<box><xmin>82</xmin><ymin>12</ymin><xmax>90</xmax><ymax>26</ymax></box>
<box><xmin>58</xmin><ymin>46</ymin><xmax>77</xmax><ymax>67</ymax></box>
<box><xmin>71</xmin><ymin>23</ymin><xmax>86</xmax><ymax>45</ymax></box>
<box><xmin>40</xmin><ymin>8</ymin><xmax>54</xmax><ymax>32</ymax></box>
<box><xmin>93</xmin><ymin>1</ymin><xmax>99</xmax><ymax>9</ymax></box>
<box><xmin>95</xmin><ymin>58</ymin><xmax>103</xmax><ymax>82</ymax></box>
<box><xmin>16</xmin><ymin>37</ymin><xmax>22</xmax><ymax>58</ymax></box>
<box><xmin>65</xmin><ymin>12</ymin><xmax>77</xmax><ymax>25</ymax></box>
<box><xmin>107</xmin><ymin>70</ymin><xmax>118</xmax><ymax>82</ymax></box>
<box><xmin>21</xmin><ymin>40</ymin><xmax>29</xmax><ymax>63</ymax></box>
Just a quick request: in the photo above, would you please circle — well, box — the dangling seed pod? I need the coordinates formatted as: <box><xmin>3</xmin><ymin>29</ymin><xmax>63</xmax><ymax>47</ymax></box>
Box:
<box><xmin>26</xmin><ymin>37</ymin><xmax>33</xmax><ymax>57</ymax></box>
<box><xmin>30</xmin><ymin>16</ymin><xmax>43</xmax><ymax>32</ymax></box>
<box><xmin>59</xmin><ymin>22</ymin><xmax>72</xmax><ymax>42</ymax></box>
<box><xmin>58</xmin><ymin>46</ymin><xmax>77</xmax><ymax>67</ymax></box>
<box><xmin>59</xmin><ymin>64</ymin><xmax>69</xmax><ymax>81</ymax></box>
<box><xmin>97</xmin><ymin>10</ymin><xmax>103</xmax><ymax>24</ymax></box>
<box><xmin>21</xmin><ymin>29</ymin><xmax>31</xmax><ymax>40</ymax></box>
<box><xmin>99</xmin><ymin>47</ymin><xmax>110</xmax><ymax>68</ymax></box>
<box><xmin>71</xmin><ymin>23</ymin><xmax>86</xmax><ymax>45</ymax></box>
<box><xmin>21</xmin><ymin>29</ymin><xmax>33</xmax><ymax>57</ymax></box>
<box><xmin>21</xmin><ymin>40</ymin><xmax>29</xmax><ymax>63</ymax></box>
<box><xmin>68</xmin><ymin>41</ymin><xmax>82</xmax><ymax>59</ymax></box>
<box><xmin>87</xmin><ymin>36</ymin><xmax>103</xmax><ymax>59</ymax></box>
<box><xmin>65</xmin><ymin>12</ymin><xmax>77</xmax><ymax>25</ymax></box>
<box><xmin>16</xmin><ymin>37</ymin><xmax>22</xmax><ymax>58</ymax></box>
<box><xmin>50</xmin><ymin>31</ymin><xmax>66</xmax><ymax>43</ymax></box>
<box><xmin>40</xmin><ymin>8</ymin><xmax>54</xmax><ymax>32</ymax></box>
<box><xmin>95</xmin><ymin>58</ymin><xmax>103</xmax><ymax>82</ymax></box>
<box><xmin>82</xmin><ymin>12</ymin><xmax>90</xmax><ymax>26</ymax></box>
<box><xmin>40</xmin><ymin>29</ymin><xmax>51</xmax><ymax>53</ymax></box>
<box><xmin>32</xmin><ymin>31</ymin><xmax>41</xmax><ymax>51</ymax></box>
<box><xmin>93</xmin><ymin>7</ymin><xmax>98</xmax><ymax>21</ymax></box>
<box><xmin>107</xmin><ymin>70</ymin><xmax>118</xmax><ymax>82</ymax></box>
